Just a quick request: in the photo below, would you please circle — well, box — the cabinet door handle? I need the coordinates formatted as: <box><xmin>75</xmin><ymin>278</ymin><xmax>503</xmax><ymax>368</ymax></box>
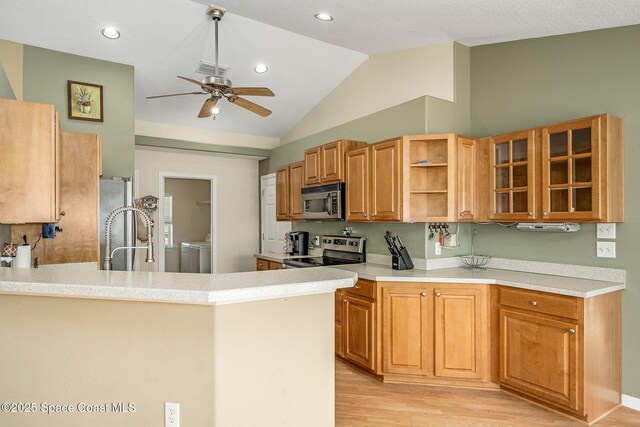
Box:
<box><xmin>543</xmin><ymin>211</ymin><xmax>548</xmax><ymax>216</ymax></box>
<box><xmin>363</xmin><ymin>213</ymin><xmax>367</xmax><ymax>217</ymax></box>
<box><xmin>420</xmin><ymin>292</ymin><xmax>426</xmax><ymax>297</ymax></box>
<box><xmin>354</xmin><ymin>284</ymin><xmax>361</xmax><ymax>290</ymax></box>
<box><xmin>528</xmin><ymin>211</ymin><xmax>533</xmax><ymax>216</ymax></box>
<box><xmin>530</xmin><ymin>300</ymin><xmax>538</xmax><ymax>306</ymax></box>
<box><xmin>435</xmin><ymin>291</ymin><xmax>441</xmax><ymax>297</ymax></box>
<box><xmin>343</xmin><ymin>299</ymin><xmax>347</xmax><ymax>303</ymax></box>
<box><xmin>569</xmin><ymin>328</ymin><xmax>576</xmax><ymax>334</ymax></box>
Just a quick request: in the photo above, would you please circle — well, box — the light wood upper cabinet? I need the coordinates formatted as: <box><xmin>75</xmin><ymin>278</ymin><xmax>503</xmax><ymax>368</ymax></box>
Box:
<box><xmin>303</xmin><ymin>147</ymin><xmax>322</xmax><ymax>186</ymax></box>
<box><xmin>304</xmin><ymin>139</ymin><xmax>367</xmax><ymax>187</ymax></box>
<box><xmin>457</xmin><ymin>137</ymin><xmax>478</xmax><ymax>221</ymax></box>
<box><xmin>288</xmin><ymin>161</ymin><xmax>304</xmax><ymax>220</ymax></box>
<box><xmin>276</xmin><ymin>161</ymin><xmax>304</xmax><ymax>221</ymax></box>
<box><xmin>0</xmin><ymin>99</ymin><xmax>60</xmax><ymax>224</ymax></box>
<box><xmin>345</xmin><ymin>147</ymin><xmax>370</xmax><ymax>221</ymax></box>
<box><xmin>500</xmin><ymin>309</ymin><xmax>579</xmax><ymax>410</ymax></box>
<box><xmin>11</xmin><ymin>131</ymin><xmax>102</xmax><ymax>265</ymax></box>
<box><xmin>489</xmin><ymin>130</ymin><xmax>537</xmax><ymax>221</ymax></box>
<box><xmin>541</xmin><ymin>114</ymin><xmax>623</xmax><ymax>222</ymax></box>
<box><xmin>275</xmin><ymin>166</ymin><xmax>290</xmax><ymax>221</ymax></box>
<box><xmin>434</xmin><ymin>285</ymin><xmax>488</xmax><ymax>380</ymax></box>
<box><xmin>370</xmin><ymin>138</ymin><xmax>403</xmax><ymax>221</ymax></box>
<box><xmin>381</xmin><ymin>285</ymin><xmax>429</xmax><ymax>376</ymax></box>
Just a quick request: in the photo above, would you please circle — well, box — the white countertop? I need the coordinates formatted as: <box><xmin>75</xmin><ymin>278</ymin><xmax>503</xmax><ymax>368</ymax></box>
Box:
<box><xmin>330</xmin><ymin>263</ymin><xmax>624</xmax><ymax>298</ymax></box>
<box><xmin>0</xmin><ymin>267</ymin><xmax>357</xmax><ymax>305</ymax></box>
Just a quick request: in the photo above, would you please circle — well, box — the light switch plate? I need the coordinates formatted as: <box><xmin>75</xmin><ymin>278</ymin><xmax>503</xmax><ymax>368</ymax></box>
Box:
<box><xmin>596</xmin><ymin>241</ymin><xmax>616</xmax><ymax>258</ymax></box>
<box><xmin>596</xmin><ymin>223</ymin><xmax>616</xmax><ymax>239</ymax></box>
<box><xmin>435</xmin><ymin>242</ymin><xmax>442</xmax><ymax>256</ymax></box>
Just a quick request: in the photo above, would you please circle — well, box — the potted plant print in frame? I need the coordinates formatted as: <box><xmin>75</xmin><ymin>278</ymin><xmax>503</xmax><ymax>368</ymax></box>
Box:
<box><xmin>68</xmin><ymin>80</ymin><xmax>103</xmax><ymax>122</ymax></box>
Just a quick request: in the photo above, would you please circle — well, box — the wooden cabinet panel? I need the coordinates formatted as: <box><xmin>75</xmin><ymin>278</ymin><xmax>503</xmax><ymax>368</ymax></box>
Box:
<box><xmin>275</xmin><ymin>166</ymin><xmax>290</xmax><ymax>221</ymax></box>
<box><xmin>256</xmin><ymin>258</ymin><xmax>269</xmax><ymax>271</ymax></box>
<box><xmin>434</xmin><ymin>286</ymin><xmax>488</xmax><ymax>380</ymax></box>
<box><xmin>345</xmin><ymin>147</ymin><xmax>370</xmax><ymax>221</ymax></box>
<box><xmin>500</xmin><ymin>287</ymin><xmax>578</xmax><ymax>320</ymax></box>
<box><xmin>0</xmin><ymin>99</ymin><xmax>59</xmax><ymax>223</ymax></box>
<box><xmin>11</xmin><ymin>131</ymin><xmax>102</xmax><ymax>265</ymax></box>
<box><xmin>457</xmin><ymin>137</ymin><xmax>476</xmax><ymax>221</ymax></box>
<box><xmin>500</xmin><ymin>309</ymin><xmax>579</xmax><ymax>411</ymax></box>
<box><xmin>370</xmin><ymin>139</ymin><xmax>402</xmax><ymax>221</ymax></box>
<box><xmin>345</xmin><ymin>279</ymin><xmax>375</xmax><ymax>300</ymax></box>
<box><xmin>344</xmin><ymin>294</ymin><xmax>375</xmax><ymax>370</ymax></box>
<box><xmin>303</xmin><ymin>147</ymin><xmax>322</xmax><ymax>186</ymax></box>
<box><xmin>382</xmin><ymin>286</ymin><xmax>429</xmax><ymax>376</ymax></box>
<box><xmin>321</xmin><ymin>141</ymin><xmax>341</xmax><ymax>183</ymax></box>
<box><xmin>269</xmin><ymin>261</ymin><xmax>284</xmax><ymax>270</ymax></box>
<box><xmin>335</xmin><ymin>290</ymin><xmax>345</xmax><ymax>358</ymax></box>
<box><xmin>489</xmin><ymin>130</ymin><xmax>537</xmax><ymax>221</ymax></box>
<box><xmin>288</xmin><ymin>161</ymin><xmax>304</xmax><ymax>220</ymax></box>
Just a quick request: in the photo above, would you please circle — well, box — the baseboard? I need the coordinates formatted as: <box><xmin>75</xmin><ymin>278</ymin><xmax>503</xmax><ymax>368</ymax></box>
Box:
<box><xmin>622</xmin><ymin>394</ymin><xmax>640</xmax><ymax>411</ymax></box>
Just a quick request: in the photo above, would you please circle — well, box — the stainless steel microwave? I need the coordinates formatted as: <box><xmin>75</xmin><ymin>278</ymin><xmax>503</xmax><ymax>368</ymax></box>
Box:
<box><xmin>301</xmin><ymin>183</ymin><xmax>345</xmax><ymax>221</ymax></box>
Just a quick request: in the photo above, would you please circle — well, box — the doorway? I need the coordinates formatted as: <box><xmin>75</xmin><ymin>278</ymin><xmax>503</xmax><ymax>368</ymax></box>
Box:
<box><xmin>158</xmin><ymin>173</ymin><xmax>217</xmax><ymax>273</ymax></box>
<box><xmin>261</xmin><ymin>173</ymin><xmax>290</xmax><ymax>253</ymax></box>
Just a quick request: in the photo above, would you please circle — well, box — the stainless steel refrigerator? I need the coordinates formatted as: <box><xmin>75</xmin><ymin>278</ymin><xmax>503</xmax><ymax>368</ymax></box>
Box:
<box><xmin>99</xmin><ymin>178</ymin><xmax>135</xmax><ymax>271</ymax></box>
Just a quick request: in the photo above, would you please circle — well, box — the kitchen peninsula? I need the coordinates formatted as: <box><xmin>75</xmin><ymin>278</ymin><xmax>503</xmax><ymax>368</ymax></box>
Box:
<box><xmin>0</xmin><ymin>267</ymin><xmax>357</xmax><ymax>426</ymax></box>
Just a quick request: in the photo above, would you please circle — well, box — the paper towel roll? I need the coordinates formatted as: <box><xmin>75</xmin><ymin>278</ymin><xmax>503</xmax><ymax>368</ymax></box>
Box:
<box><xmin>13</xmin><ymin>245</ymin><xmax>31</xmax><ymax>268</ymax></box>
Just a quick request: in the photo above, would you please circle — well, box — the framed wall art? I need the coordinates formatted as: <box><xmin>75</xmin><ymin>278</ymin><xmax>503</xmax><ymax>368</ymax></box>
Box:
<box><xmin>68</xmin><ymin>80</ymin><xmax>103</xmax><ymax>122</ymax></box>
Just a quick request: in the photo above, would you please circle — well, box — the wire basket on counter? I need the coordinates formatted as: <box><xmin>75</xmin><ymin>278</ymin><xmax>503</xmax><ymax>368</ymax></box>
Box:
<box><xmin>459</xmin><ymin>254</ymin><xmax>491</xmax><ymax>270</ymax></box>
<box><xmin>458</xmin><ymin>228</ymin><xmax>491</xmax><ymax>270</ymax></box>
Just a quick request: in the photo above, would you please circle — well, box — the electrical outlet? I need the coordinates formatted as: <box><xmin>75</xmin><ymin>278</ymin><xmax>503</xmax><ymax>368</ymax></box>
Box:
<box><xmin>435</xmin><ymin>242</ymin><xmax>442</xmax><ymax>256</ymax></box>
<box><xmin>596</xmin><ymin>241</ymin><xmax>616</xmax><ymax>258</ymax></box>
<box><xmin>313</xmin><ymin>235</ymin><xmax>320</xmax><ymax>247</ymax></box>
<box><xmin>165</xmin><ymin>402</ymin><xmax>180</xmax><ymax>427</ymax></box>
<box><xmin>596</xmin><ymin>223</ymin><xmax>616</xmax><ymax>239</ymax></box>
<box><xmin>445</xmin><ymin>233</ymin><xmax>458</xmax><ymax>247</ymax></box>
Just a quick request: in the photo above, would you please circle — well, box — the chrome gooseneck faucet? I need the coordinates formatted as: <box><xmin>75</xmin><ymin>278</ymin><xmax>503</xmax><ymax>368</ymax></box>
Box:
<box><xmin>103</xmin><ymin>206</ymin><xmax>154</xmax><ymax>271</ymax></box>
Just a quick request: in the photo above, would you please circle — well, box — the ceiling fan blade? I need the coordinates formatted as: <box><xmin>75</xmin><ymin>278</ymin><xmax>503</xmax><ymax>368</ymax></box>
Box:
<box><xmin>178</xmin><ymin>76</ymin><xmax>211</xmax><ymax>91</ymax></box>
<box><xmin>198</xmin><ymin>97</ymin><xmax>219</xmax><ymax>118</ymax></box>
<box><xmin>147</xmin><ymin>92</ymin><xmax>207</xmax><ymax>99</ymax></box>
<box><xmin>229</xmin><ymin>96</ymin><xmax>272</xmax><ymax>117</ymax></box>
<box><xmin>230</xmin><ymin>87</ymin><xmax>275</xmax><ymax>97</ymax></box>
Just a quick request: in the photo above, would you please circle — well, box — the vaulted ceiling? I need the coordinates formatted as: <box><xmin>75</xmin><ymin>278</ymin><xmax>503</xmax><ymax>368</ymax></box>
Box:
<box><xmin>1</xmin><ymin>0</ymin><xmax>638</xmax><ymax>140</ymax></box>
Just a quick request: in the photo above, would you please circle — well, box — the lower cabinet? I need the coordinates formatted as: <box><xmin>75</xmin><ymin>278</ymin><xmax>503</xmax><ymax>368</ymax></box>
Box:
<box><xmin>335</xmin><ymin>280</ymin><xmax>376</xmax><ymax>371</ymax></box>
<box><xmin>380</xmin><ymin>282</ymin><xmax>489</xmax><ymax>383</ymax></box>
<box><xmin>498</xmin><ymin>287</ymin><xmax>621</xmax><ymax>423</ymax></box>
<box><xmin>255</xmin><ymin>257</ymin><xmax>284</xmax><ymax>271</ymax></box>
<box><xmin>500</xmin><ymin>309</ymin><xmax>579</xmax><ymax>410</ymax></box>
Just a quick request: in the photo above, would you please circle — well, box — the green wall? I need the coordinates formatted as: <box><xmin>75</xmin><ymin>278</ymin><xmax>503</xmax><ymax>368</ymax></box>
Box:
<box><xmin>23</xmin><ymin>46</ymin><xmax>134</xmax><ymax>178</ymax></box>
<box><xmin>470</xmin><ymin>24</ymin><xmax>640</xmax><ymax>396</ymax></box>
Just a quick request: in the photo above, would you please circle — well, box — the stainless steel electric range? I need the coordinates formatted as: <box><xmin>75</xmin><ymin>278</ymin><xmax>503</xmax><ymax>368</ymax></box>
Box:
<box><xmin>284</xmin><ymin>235</ymin><xmax>366</xmax><ymax>268</ymax></box>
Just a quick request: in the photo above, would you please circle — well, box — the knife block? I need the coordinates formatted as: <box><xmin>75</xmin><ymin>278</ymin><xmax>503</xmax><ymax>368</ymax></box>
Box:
<box><xmin>392</xmin><ymin>247</ymin><xmax>414</xmax><ymax>270</ymax></box>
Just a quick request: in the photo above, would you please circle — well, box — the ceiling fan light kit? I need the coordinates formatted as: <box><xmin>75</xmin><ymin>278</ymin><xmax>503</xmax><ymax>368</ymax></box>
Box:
<box><xmin>146</xmin><ymin>4</ymin><xmax>275</xmax><ymax>118</ymax></box>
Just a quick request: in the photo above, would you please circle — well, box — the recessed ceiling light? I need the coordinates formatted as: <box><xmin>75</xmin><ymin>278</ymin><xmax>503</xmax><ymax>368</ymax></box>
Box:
<box><xmin>314</xmin><ymin>13</ymin><xmax>333</xmax><ymax>21</ymax></box>
<box><xmin>254</xmin><ymin>63</ymin><xmax>268</xmax><ymax>74</ymax></box>
<box><xmin>102</xmin><ymin>27</ymin><xmax>120</xmax><ymax>39</ymax></box>
<box><xmin>212</xmin><ymin>107</ymin><xmax>221</xmax><ymax>115</ymax></box>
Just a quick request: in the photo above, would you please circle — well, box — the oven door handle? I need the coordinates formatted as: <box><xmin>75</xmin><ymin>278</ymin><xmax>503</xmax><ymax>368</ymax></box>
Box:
<box><xmin>325</xmin><ymin>193</ymin><xmax>332</xmax><ymax>215</ymax></box>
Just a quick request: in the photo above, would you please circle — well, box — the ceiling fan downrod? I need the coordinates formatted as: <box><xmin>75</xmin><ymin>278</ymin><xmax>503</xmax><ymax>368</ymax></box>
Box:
<box><xmin>207</xmin><ymin>6</ymin><xmax>226</xmax><ymax>78</ymax></box>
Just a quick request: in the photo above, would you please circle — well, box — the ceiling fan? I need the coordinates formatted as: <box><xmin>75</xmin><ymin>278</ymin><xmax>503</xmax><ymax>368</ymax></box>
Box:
<box><xmin>147</xmin><ymin>5</ymin><xmax>274</xmax><ymax>118</ymax></box>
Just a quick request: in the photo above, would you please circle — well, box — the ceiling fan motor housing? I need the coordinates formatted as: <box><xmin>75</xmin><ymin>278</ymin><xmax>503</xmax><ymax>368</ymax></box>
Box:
<box><xmin>202</xmin><ymin>75</ymin><xmax>232</xmax><ymax>89</ymax></box>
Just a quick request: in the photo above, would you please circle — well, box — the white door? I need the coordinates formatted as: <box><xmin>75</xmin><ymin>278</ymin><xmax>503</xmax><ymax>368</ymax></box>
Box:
<box><xmin>261</xmin><ymin>173</ymin><xmax>290</xmax><ymax>253</ymax></box>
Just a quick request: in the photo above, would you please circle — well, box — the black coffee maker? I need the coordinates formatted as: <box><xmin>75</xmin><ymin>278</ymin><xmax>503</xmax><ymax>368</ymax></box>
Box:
<box><xmin>289</xmin><ymin>231</ymin><xmax>309</xmax><ymax>256</ymax></box>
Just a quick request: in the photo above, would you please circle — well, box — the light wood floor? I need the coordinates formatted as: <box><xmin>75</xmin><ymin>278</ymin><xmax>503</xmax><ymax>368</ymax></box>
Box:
<box><xmin>335</xmin><ymin>359</ymin><xmax>640</xmax><ymax>426</ymax></box>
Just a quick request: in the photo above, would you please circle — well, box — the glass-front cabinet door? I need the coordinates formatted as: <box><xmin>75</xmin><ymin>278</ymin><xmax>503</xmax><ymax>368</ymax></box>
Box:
<box><xmin>542</xmin><ymin>117</ymin><xmax>601</xmax><ymax>221</ymax></box>
<box><xmin>490</xmin><ymin>130</ymin><xmax>536</xmax><ymax>220</ymax></box>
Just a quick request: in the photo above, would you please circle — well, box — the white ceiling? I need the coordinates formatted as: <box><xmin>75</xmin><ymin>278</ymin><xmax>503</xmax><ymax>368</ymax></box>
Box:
<box><xmin>1</xmin><ymin>0</ymin><xmax>639</xmax><ymax>140</ymax></box>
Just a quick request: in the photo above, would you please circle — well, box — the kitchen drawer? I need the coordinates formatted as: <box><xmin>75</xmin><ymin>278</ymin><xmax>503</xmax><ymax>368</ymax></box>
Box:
<box><xmin>256</xmin><ymin>258</ymin><xmax>269</xmax><ymax>271</ymax></box>
<box><xmin>345</xmin><ymin>279</ymin><xmax>376</xmax><ymax>300</ymax></box>
<box><xmin>500</xmin><ymin>287</ymin><xmax>578</xmax><ymax>320</ymax></box>
<box><xmin>269</xmin><ymin>261</ymin><xmax>285</xmax><ymax>270</ymax></box>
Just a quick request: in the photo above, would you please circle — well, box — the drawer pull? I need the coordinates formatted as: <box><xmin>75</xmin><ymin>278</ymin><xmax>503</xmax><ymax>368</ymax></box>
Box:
<box><xmin>569</xmin><ymin>328</ymin><xmax>576</xmax><ymax>334</ymax></box>
<box><xmin>530</xmin><ymin>300</ymin><xmax>538</xmax><ymax>306</ymax></box>
<box><xmin>354</xmin><ymin>285</ymin><xmax>361</xmax><ymax>290</ymax></box>
<box><xmin>421</xmin><ymin>292</ymin><xmax>426</xmax><ymax>297</ymax></box>
<box><xmin>343</xmin><ymin>299</ymin><xmax>347</xmax><ymax>303</ymax></box>
<box><xmin>435</xmin><ymin>291</ymin><xmax>441</xmax><ymax>297</ymax></box>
